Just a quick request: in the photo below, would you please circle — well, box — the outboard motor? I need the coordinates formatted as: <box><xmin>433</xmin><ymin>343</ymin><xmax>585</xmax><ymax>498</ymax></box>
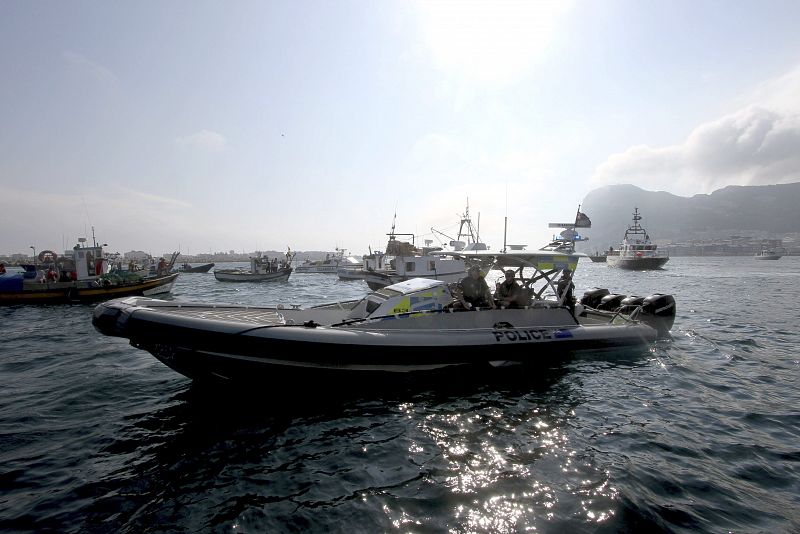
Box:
<box><xmin>598</xmin><ymin>294</ymin><xmax>626</xmax><ymax>311</ymax></box>
<box><xmin>619</xmin><ymin>295</ymin><xmax>644</xmax><ymax>315</ymax></box>
<box><xmin>580</xmin><ymin>288</ymin><xmax>610</xmax><ymax>309</ymax></box>
<box><xmin>639</xmin><ymin>294</ymin><xmax>676</xmax><ymax>338</ymax></box>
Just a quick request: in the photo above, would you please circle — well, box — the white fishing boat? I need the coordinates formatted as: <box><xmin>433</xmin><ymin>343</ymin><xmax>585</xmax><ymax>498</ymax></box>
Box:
<box><xmin>754</xmin><ymin>247</ymin><xmax>782</xmax><ymax>260</ymax></box>
<box><xmin>93</xmin><ymin>245</ymin><xmax>676</xmax><ymax>383</ymax></box>
<box><xmin>606</xmin><ymin>208</ymin><xmax>669</xmax><ymax>270</ymax></box>
<box><xmin>295</xmin><ymin>248</ymin><xmax>359</xmax><ymax>274</ymax></box>
<box><xmin>360</xmin><ymin>215</ymin><xmax>468</xmax><ymax>291</ymax></box>
<box><xmin>430</xmin><ymin>201</ymin><xmax>491</xmax><ymax>267</ymax></box>
<box><xmin>214</xmin><ymin>251</ymin><xmax>293</xmax><ymax>282</ymax></box>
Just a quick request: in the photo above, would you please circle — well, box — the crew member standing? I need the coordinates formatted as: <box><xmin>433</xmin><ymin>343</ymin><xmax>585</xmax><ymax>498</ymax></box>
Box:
<box><xmin>557</xmin><ymin>269</ymin><xmax>575</xmax><ymax>316</ymax></box>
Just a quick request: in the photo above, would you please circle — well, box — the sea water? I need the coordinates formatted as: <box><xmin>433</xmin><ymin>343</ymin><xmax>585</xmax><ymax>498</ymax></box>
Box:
<box><xmin>1</xmin><ymin>257</ymin><xmax>798</xmax><ymax>533</ymax></box>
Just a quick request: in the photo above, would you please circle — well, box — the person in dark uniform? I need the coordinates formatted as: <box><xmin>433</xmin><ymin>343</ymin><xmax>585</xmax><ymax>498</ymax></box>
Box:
<box><xmin>458</xmin><ymin>265</ymin><xmax>495</xmax><ymax>309</ymax></box>
<box><xmin>557</xmin><ymin>268</ymin><xmax>575</xmax><ymax>316</ymax></box>
<box><xmin>495</xmin><ymin>269</ymin><xmax>523</xmax><ymax>308</ymax></box>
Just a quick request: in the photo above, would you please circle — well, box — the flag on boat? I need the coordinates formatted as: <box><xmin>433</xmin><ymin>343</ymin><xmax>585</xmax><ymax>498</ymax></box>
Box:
<box><xmin>575</xmin><ymin>211</ymin><xmax>592</xmax><ymax>228</ymax></box>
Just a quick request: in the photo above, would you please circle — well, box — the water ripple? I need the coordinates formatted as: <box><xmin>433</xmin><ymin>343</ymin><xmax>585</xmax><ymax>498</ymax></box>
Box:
<box><xmin>2</xmin><ymin>258</ymin><xmax>800</xmax><ymax>532</ymax></box>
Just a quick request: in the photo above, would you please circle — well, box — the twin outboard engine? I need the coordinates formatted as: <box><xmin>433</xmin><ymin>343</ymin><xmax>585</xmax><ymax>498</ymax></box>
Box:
<box><xmin>619</xmin><ymin>295</ymin><xmax>644</xmax><ymax>314</ymax></box>
<box><xmin>598</xmin><ymin>294</ymin><xmax>626</xmax><ymax>311</ymax></box>
<box><xmin>580</xmin><ymin>287</ymin><xmax>676</xmax><ymax>338</ymax></box>
<box><xmin>639</xmin><ymin>293</ymin><xmax>676</xmax><ymax>338</ymax></box>
<box><xmin>580</xmin><ymin>288</ymin><xmax>610</xmax><ymax>309</ymax></box>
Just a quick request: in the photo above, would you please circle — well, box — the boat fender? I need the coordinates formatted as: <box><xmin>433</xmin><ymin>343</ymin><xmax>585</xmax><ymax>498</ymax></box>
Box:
<box><xmin>303</xmin><ymin>320</ymin><xmax>319</xmax><ymax>328</ymax></box>
<box><xmin>102</xmin><ymin>278</ymin><xmax>112</xmax><ymax>288</ymax></box>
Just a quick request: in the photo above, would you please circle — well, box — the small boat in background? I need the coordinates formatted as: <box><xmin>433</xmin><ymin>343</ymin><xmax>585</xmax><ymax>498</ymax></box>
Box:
<box><xmin>361</xmin><ymin>218</ymin><xmax>468</xmax><ymax>291</ymax></box>
<box><xmin>176</xmin><ymin>262</ymin><xmax>215</xmax><ymax>273</ymax></box>
<box><xmin>295</xmin><ymin>248</ymin><xmax>359</xmax><ymax>274</ymax></box>
<box><xmin>587</xmin><ymin>250</ymin><xmax>610</xmax><ymax>263</ymax></box>
<box><xmin>214</xmin><ymin>251</ymin><xmax>293</xmax><ymax>282</ymax></box>
<box><xmin>754</xmin><ymin>248</ymin><xmax>782</xmax><ymax>260</ymax></box>
<box><xmin>0</xmin><ymin>239</ymin><xmax>178</xmax><ymax>305</ymax></box>
<box><xmin>606</xmin><ymin>208</ymin><xmax>669</xmax><ymax>270</ymax></box>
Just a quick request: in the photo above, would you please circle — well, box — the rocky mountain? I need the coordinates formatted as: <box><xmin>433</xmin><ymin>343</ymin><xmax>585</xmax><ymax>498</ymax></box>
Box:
<box><xmin>578</xmin><ymin>182</ymin><xmax>800</xmax><ymax>251</ymax></box>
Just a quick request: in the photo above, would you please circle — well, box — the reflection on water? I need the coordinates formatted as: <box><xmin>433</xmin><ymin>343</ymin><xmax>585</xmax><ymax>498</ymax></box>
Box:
<box><xmin>1</xmin><ymin>258</ymin><xmax>800</xmax><ymax>532</ymax></box>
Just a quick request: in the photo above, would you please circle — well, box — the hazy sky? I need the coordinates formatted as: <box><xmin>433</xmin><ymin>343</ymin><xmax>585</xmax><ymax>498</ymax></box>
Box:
<box><xmin>2</xmin><ymin>0</ymin><xmax>800</xmax><ymax>256</ymax></box>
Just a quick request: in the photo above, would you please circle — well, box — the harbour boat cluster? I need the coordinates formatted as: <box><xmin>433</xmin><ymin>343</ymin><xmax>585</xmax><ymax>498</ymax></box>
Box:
<box><xmin>92</xmin><ymin>250</ymin><xmax>676</xmax><ymax>382</ymax></box>
<box><xmin>1</xmin><ymin>204</ymin><xmax>688</xmax><ymax>382</ymax></box>
<box><xmin>85</xmin><ymin>205</ymin><xmax>682</xmax><ymax>382</ymax></box>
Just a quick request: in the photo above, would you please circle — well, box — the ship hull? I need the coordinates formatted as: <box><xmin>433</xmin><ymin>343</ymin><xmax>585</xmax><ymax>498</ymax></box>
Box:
<box><xmin>607</xmin><ymin>256</ymin><xmax>669</xmax><ymax>270</ymax></box>
<box><xmin>0</xmin><ymin>273</ymin><xmax>178</xmax><ymax>305</ymax></box>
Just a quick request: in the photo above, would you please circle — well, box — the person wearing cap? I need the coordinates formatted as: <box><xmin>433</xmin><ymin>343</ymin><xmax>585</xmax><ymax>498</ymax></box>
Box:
<box><xmin>495</xmin><ymin>269</ymin><xmax>523</xmax><ymax>308</ymax></box>
<box><xmin>458</xmin><ymin>265</ymin><xmax>495</xmax><ymax>309</ymax></box>
<box><xmin>557</xmin><ymin>268</ymin><xmax>575</xmax><ymax>316</ymax></box>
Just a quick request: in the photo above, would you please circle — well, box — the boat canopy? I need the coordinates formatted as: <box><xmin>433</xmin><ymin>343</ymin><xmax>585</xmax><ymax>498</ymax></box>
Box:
<box><xmin>431</xmin><ymin>250</ymin><xmax>579</xmax><ymax>273</ymax></box>
<box><xmin>382</xmin><ymin>277</ymin><xmax>446</xmax><ymax>295</ymax></box>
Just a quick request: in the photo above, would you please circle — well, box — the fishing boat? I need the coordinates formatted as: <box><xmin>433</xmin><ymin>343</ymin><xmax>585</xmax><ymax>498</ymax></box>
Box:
<box><xmin>213</xmin><ymin>251</ymin><xmax>293</xmax><ymax>282</ymax></box>
<box><xmin>606</xmin><ymin>208</ymin><xmax>669</xmax><ymax>270</ymax></box>
<box><xmin>360</xmin><ymin>220</ymin><xmax>468</xmax><ymax>291</ymax></box>
<box><xmin>753</xmin><ymin>247</ymin><xmax>782</xmax><ymax>260</ymax></box>
<box><xmin>336</xmin><ymin>263</ymin><xmax>369</xmax><ymax>281</ymax></box>
<box><xmin>295</xmin><ymin>248</ymin><xmax>359</xmax><ymax>274</ymax></box>
<box><xmin>0</xmin><ymin>241</ymin><xmax>178</xmax><ymax>305</ymax></box>
<box><xmin>354</xmin><ymin>212</ymin><xmax>470</xmax><ymax>290</ymax></box>
<box><xmin>93</xmin><ymin>246</ymin><xmax>676</xmax><ymax>382</ymax></box>
<box><xmin>430</xmin><ymin>201</ymin><xmax>492</xmax><ymax>268</ymax></box>
<box><xmin>587</xmin><ymin>250</ymin><xmax>610</xmax><ymax>263</ymax></box>
<box><xmin>176</xmin><ymin>262</ymin><xmax>215</xmax><ymax>273</ymax></box>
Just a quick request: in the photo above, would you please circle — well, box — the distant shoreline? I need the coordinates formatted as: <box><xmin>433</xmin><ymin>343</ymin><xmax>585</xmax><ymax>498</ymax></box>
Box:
<box><xmin>2</xmin><ymin>253</ymin><xmax>797</xmax><ymax>268</ymax></box>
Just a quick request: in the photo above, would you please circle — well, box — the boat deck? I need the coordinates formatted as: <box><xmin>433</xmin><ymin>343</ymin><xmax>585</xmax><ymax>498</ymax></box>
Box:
<box><xmin>150</xmin><ymin>305</ymin><xmax>286</xmax><ymax>325</ymax></box>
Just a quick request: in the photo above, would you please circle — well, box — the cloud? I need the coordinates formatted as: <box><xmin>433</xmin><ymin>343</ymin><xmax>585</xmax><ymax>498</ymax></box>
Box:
<box><xmin>591</xmin><ymin>67</ymin><xmax>800</xmax><ymax>196</ymax></box>
<box><xmin>175</xmin><ymin>130</ymin><xmax>228</xmax><ymax>152</ymax></box>
<box><xmin>737</xmin><ymin>64</ymin><xmax>800</xmax><ymax>115</ymax></box>
<box><xmin>61</xmin><ymin>50</ymin><xmax>117</xmax><ymax>84</ymax></box>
